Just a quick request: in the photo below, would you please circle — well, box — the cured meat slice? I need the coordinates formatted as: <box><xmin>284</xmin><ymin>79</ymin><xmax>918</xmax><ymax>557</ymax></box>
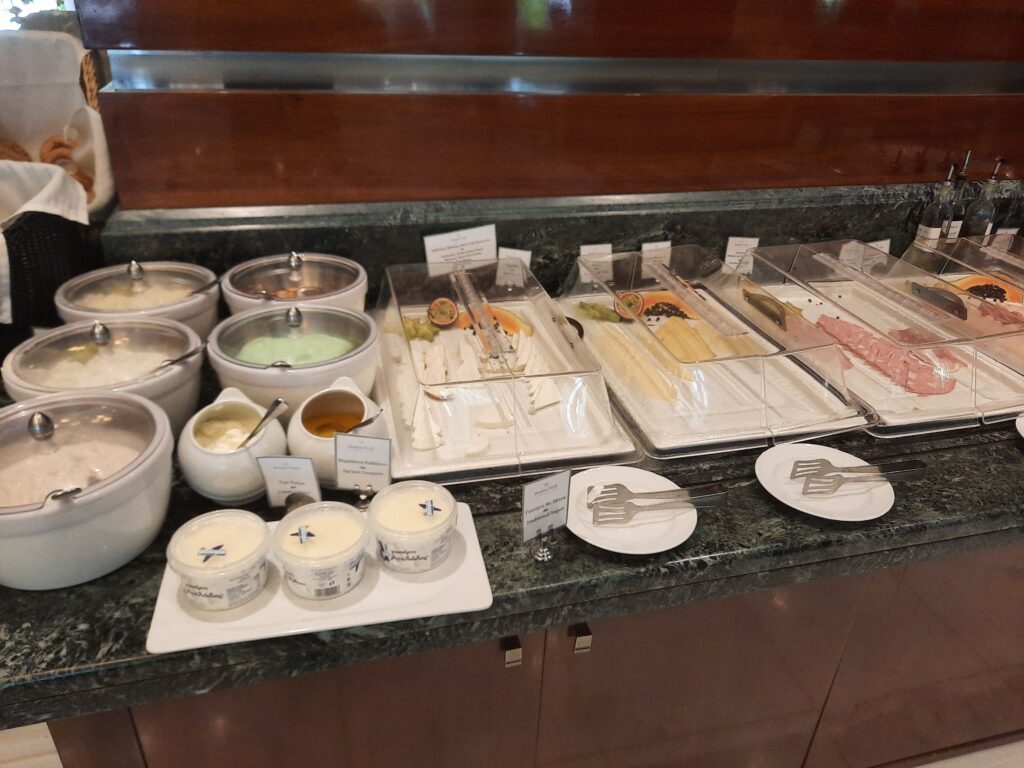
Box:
<box><xmin>977</xmin><ymin>299</ymin><xmax>1024</xmax><ymax>327</ymax></box>
<box><xmin>889</xmin><ymin>328</ymin><xmax>965</xmax><ymax>373</ymax></box>
<box><xmin>815</xmin><ymin>315</ymin><xmax>956</xmax><ymax>395</ymax></box>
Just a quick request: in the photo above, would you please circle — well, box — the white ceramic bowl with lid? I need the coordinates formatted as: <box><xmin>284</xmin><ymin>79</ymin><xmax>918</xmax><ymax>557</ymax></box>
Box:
<box><xmin>221</xmin><ymin>252</ymin><xmax>368</xmax><ymax>315</ymax></box>
<box><xmin>367</xmin><ymin>481</ymin><xmax>458</xmax><ymax>573</ymax></box>
<box><xmin>55</xmin><ymin>260</ymin><xmax>220</xmax><ymax>339</ymax></box>
<box><xmin>273</xmin><ymin>501</ymin><xmax>370</xmax><ymax>600</ymax></box>
<box><xmin>167</xmin><ymin>509</ymin><xmax>271</xmax><ymax>611</ymax></box>
<box><xmin>1</xmin><ymin>318</ymin><xmax>203</xmax><ymax>434</ymax></box>
<box><xmin>0</xmin><ymin>391</ymin><xmax>173</xmax><ymax>590</ymax></box>
<box><xmin>207</xmin><ymin>305</ymin><xmax>379</xmax><ymax>421</ymax></box>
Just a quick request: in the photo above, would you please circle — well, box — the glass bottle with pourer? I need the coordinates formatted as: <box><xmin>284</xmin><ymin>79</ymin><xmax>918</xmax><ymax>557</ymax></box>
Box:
<box><xmin>916</xmin><ymin>165</ymin><xmax>956</xmax><ymax>241</ymax></box>
<box><xmin>947</xmin><ymin>149</ymin><xmax>972</xmax><ymax>239</ymax></box>
<box><xmin>961</xmin><ymin>158</ymin><xmax>1005</xmax><ymax>238</ymax></box>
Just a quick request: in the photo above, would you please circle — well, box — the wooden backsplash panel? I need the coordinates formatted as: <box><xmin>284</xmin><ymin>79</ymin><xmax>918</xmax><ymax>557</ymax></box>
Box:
<box><xmin>78</xmin><ymin>0</ymin><xmax>1024</xmax><ymax>60</ymax></box>
<box><xmin>99</xmin><ymin>91</ymin><xmax>1023</xmax><ymax>209</ymax></box>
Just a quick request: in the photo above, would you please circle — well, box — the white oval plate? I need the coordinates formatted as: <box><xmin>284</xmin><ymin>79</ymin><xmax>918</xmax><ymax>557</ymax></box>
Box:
<box><xmin>755</xmin><ymin>443</ymin><xmax>895</xmax><ymax>522</ymax></box>
<box><xmin>567</xmin><ymin>466</ymin><xmax>698</xmax><ymax>555</ymax></box>
<box><xmin>1016</xmin><ymin>414</ymin><xmax>1024</xmax><ymax>440</ymax></box>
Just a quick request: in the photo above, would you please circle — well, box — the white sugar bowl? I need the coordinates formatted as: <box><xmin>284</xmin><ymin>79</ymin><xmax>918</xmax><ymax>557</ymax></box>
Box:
<box><xmin>286</xmin><ymin>376</ymin><xmax>386</xmax><ymax>488</ymax></box>
<box><xmin>177</xmin><ymin>388</ymin><xmax>287</xmax><ymax>504</ymax></box>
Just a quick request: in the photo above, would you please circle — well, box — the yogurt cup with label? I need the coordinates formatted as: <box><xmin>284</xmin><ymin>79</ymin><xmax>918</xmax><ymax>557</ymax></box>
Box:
<box><xmin>273</xmin><ymin>501</ymin><xmax>370</xmax><ymax>600</ymax></box>
<box><xmin>367</xmin><ymin>481</ymin><xmax>457</xmax><ymax>573</ymax></box>
<box><xmin>167</xmin><ymin>509</ymin><xmax>271</xmax><ymax>611</ymax></box>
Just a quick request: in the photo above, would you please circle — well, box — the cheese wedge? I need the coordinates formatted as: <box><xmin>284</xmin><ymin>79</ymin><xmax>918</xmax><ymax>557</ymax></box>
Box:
<box><xmin>655</xmin><ymin>316</ymin><xmax>715</xmax><ymax>363</ymax></box>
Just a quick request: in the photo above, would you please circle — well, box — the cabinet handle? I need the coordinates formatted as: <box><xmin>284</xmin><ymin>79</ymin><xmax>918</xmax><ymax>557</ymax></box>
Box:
<box><xmin>569</xmin><ymin>623</ymin><xmax>592</xmax><ymax>654</ymax></box>
<box><xmin>500</xmin><ymin>635</ymin><xmax>523</xmax><ymax>668</ymax></box>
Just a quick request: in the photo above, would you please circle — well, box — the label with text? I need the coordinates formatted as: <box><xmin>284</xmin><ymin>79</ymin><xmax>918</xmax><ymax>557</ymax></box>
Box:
<box><xmin>257</xmin><ymin>456</ymin><xmax>322</xmax><ymax>507</ymax></box>
<box><xmin>522</xmin><ymin>469</ymin><xmax>571</xmax><ymax>543</ymax></box>
<box><xmin>335</xmin><ymin>434</ymin><xmax>391</xmax><ymax>493</ymax></box>
<box><xmin>423</xmin><ymin>224</ymin><xmax>498</xmax><ymax>274</ymax></box>
<box><xmin>579</xmin><ymin>243</ymin><xmax>614</xmax><ymax>282</ymax></box>
<box><xmin>641</xmin><ymin>240</ymin><xmax>672</xmax><ymax>278</ymax></box>
<box><xmin>495</xmin><ymin>248</ymin><xmax>531</xmax><ymax>288</ymax></box>
<box><xmin>724</xmin><ymin>236</ymin><xmax>760</xmax><ymax>269</ymax></box>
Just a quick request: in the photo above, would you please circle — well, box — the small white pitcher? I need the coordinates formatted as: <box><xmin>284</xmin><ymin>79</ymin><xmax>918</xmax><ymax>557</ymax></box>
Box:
<box><xmin>178</xmin><ymin>387</ymin><xmax>288</xmax><ymax>504</ymax></box>
<box><xmin>287</xmin><ymin>376</ymin><xmax>386</xmax><ymax>487</ymax></box>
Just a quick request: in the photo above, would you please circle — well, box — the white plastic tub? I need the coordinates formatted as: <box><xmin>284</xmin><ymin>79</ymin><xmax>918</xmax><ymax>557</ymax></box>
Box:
<box><xmin>167</xmin><ymin>509</ymin><xmax>271</xmax><ymax>611</ymax></box>
<box><xmin>367</xmin><ymin>481</ymin><xmax>457</xmax><ymax>573</ymax></box>
<box><xmin>273</xmin><ymin>501</ymin><xmax>370</xmax><ymax>600</ymax></box>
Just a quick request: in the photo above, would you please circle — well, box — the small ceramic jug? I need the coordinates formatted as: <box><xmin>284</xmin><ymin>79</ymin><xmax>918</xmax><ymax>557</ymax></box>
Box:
<box><xmin>178</xmin><ymin>387</ymin><xmax>287</xmax><ymax>503</ymax></box>
<box><xmin>287</xmin><ymin>376</ymin><xmax>386</xmax><ymax>487</ymax></box>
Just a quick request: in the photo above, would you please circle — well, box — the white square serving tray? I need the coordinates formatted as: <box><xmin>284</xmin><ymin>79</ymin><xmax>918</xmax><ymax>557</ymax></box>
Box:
<box><xmin>147</xmin><ymin>503</ymin><xmax>493</xmax><ymax>654</ymax></box>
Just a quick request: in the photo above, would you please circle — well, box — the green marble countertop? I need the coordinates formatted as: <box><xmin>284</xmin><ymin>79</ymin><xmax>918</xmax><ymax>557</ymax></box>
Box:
<box><xmin>1</xmin><ymin>414</ymin><xmax>1022</xmax><ymax>729</ymax></box>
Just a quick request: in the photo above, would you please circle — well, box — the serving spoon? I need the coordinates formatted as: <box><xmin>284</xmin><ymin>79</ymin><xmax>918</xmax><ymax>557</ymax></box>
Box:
<box><xmin>236</xmin><ymin>397</ymin><xmax>289</xmax><ymax>450</ymax></box>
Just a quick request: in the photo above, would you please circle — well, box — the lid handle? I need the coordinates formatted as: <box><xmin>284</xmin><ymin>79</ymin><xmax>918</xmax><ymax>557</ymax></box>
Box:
<box><xmin>286</xmin><ymin>306</ymin><xmax>303</xmax><ymax>327</ymax></box>
<box><xmin>28</xmin><ymin>412</ymin><xmax>54</xmax><ymax>441</ymax></box>
<box><xmin>288</xmin><ymin>252</ymin><xmax>303</xmax><ymax>271</ymax></box>
<box><xmin>128</xmin><ymin>260</ymin><xmax>145</xmax><ymax>281</ymax></box>
<box><xmin>90</xmin><ymin>322</ymin><xmax>111</xmax><ymax>346</ymax></box>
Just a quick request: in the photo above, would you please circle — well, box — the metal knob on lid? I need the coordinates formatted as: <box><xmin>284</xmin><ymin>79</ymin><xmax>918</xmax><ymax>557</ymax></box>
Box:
<box><xmin>28</xmin><ymin>412</ymin><xmax>55</xmax><ymax>441</ymax></box>
<box><xmin>286</xmin><ymin>306</ymin><xmax>303</xmax><ymax>327</ymax></box>
<box><xmin>90</xmin><ymin>322</ymin><xmax>111</xmax><ymax>345</ymax></box>
<box><xmin>288</xmin><ymin>252</ymin><xmax>304</xmax><ymax>271</ymax></box>
<box><xmin>127</xmin><ymin>260</ymin><xmax>145</xmax><ymax>280</ymax></box>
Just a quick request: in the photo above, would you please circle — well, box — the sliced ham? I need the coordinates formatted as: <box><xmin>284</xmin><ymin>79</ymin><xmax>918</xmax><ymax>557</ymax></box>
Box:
<box><xmin>977</xmin><ymin>299</ymin><xmax>1024</xmax><ymax>327</ymax></box>
<box><xmin>889</xmin><ymin>328</ymin><xmax>965</xmax><ymax>373</ymax></box>
<box><xmin>815</xmin><ymin>315</ymin><xmax>956</xmax><ymax>396</ymax></box>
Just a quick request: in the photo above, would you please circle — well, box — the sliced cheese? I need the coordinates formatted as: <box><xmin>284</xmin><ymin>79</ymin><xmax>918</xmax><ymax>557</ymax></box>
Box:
<box><xmin>410</xmin><ymin>395</ymin><xmax>442</xmax><ymax>451</ymax></box>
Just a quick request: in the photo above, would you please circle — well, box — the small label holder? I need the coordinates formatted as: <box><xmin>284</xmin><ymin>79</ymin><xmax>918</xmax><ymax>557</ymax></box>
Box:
<box><xmin>256</xmin><ymin>456</ymin><xmax>322</xmax><ymax>508</ymax></box>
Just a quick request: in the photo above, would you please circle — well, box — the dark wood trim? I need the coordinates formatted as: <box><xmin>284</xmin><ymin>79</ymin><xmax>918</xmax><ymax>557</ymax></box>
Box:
<box><xmin>99</xmin><ymin>90</ymin><xmax>1023</xmax><ymax>209</ymax></box>
<box><xmin>48</xmin><ymin>708</ymin><xmax>147</xmax><ymax>768</ymax></box>
<box><xmin>78</xmin><ymin>0</ymin><xmax>1024</xmax><ymax>61</ymax></box>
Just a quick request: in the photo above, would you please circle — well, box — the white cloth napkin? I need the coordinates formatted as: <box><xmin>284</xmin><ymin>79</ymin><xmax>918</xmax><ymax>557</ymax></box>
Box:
<box><xmin>0</xmin><ymin>31</ymin><xmax>115</xmax><ymax>217</ymax></box>
<box><xmin>0</xmin><ymin>161</ymin><xmax>88</xmax><ymax>324</ymax></box>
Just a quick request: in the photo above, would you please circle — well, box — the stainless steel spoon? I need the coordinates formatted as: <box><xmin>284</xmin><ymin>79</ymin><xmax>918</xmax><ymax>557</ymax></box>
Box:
<box><xmin>237</xmin><ymin>397</ymin><xmax>289</xmax><ymax>450</ymax></box>
<box><xmin>157</xmin><ymin>342</ymin><xmax>206</xmax><ymax>369</ymax></box>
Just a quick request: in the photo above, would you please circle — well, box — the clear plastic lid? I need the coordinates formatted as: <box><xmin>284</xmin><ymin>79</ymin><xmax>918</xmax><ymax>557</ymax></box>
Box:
<box><xmin>213</xmin><ymin>305</ymin><xmax>376</xmax><ymax>369</ymax></box>
<box><xmin>8</xmin><ymin>319</ymin><xmax>191</xmax><ymax>389</ymax></box>
<box><xmin>563</xmin><ymin>245</ymin><xmax>870</xmax><ymax>458</ymax></box>
<box><xmin>0</xmin><ymin>393</ymin><xmax>158</xmax><ymax>511</ymax></box>
<box><xmin>753</xmin><ymin>240</ymin><xmax>1024</xmax><ymax>433</ymax></box>
<box><xmin>367</xmin><ymin>481</ymin><xmax>456</xmax><ymax>537</ymax></box>
<box><xmin>61</xmin><ymin>260</ymin><xmax>213</xmax><ymax>312</ymax></box>
<box><xmin>273</xmin><ymin>501</ymin><xmax>369</xmax><ymax>562</ymax></box>
<box><xmin>227</xmin><ymin>252</ymin><xmax>364</xmax><ymax>301</ymax></box>
<box><xmin>375</xmin><ymin>260</ymin><xmax>640</xmax><ymax>481</ymax></box>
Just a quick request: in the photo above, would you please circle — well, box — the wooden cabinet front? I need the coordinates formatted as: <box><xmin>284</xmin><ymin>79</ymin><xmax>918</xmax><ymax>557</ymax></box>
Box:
<box><xmin>535</xmin><ymin>575</ymin><xmax>870</xmax><ymax>768</ymax></box>
<box><xmin>805</xmin><ymin>542</ymin><xmax>1024</xmax><ymax>768</ymax></box>
<box><xmin>130</xmin><ymin>632</ymin><xmax>545</xmax><ymax>768</ymax></box>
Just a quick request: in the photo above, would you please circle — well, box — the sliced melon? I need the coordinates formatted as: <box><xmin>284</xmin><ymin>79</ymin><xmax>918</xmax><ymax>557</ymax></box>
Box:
<box><xmin>642</xmin><ymin>290</ymin><xmax>699</xmax><ymax>319</ymax></box>
<box><xmin>454</xmin><ymin>306</ymin><xmax>534</xmax><ymax>336</ymax></box>
<box><xmin>952</xmin><ymin>274</ymin><xmax>1021</xmax><ymax>303</ymax></box>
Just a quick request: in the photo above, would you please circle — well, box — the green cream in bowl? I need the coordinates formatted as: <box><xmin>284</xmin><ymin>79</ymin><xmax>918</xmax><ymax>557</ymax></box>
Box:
<box><xmin>235</xmin><ymin>334</ymin><xmax>356</xmax><ymax>366</ymax></box>
<box><xmin>207</xmin><ymin>305</ymin><xmax>379</xmax><ymax>424</ymax></box>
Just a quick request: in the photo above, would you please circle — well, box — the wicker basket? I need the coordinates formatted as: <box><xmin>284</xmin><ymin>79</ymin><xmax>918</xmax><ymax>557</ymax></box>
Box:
<box><xmin>0</xmin><ymin>211</ymin><xmax>100</xmax><ymax>358</ymax></box>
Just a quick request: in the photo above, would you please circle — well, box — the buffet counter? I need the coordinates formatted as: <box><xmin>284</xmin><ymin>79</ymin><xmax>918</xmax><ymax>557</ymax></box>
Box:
<box><xmin>2</xmin><ymin>409</ymin><xmax>1022</xmax><ymax>731</ymax></box>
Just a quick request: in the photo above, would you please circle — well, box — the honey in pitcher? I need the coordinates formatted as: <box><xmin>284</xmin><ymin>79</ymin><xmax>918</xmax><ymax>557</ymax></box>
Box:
<box><xmin>301</xmin><ymin>391</ymin><xmax>365</xmax><ymax>437</ymax></box>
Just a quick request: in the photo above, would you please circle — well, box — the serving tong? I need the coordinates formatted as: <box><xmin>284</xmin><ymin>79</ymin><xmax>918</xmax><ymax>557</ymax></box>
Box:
<box><xmin>588</xmin><ymin>482</ymin><xmax>728</xmax><ymax>526</ymax></box>
<box><xmin>790</xmin><ymin>457</ymin><xmax>926</xmax><ymax>497</ymax></box>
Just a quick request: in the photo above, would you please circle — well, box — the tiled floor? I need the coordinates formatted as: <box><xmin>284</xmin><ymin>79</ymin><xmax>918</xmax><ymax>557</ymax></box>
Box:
<box><xmin>920</xmin><ymin>739</ymin><xmax>1024</xmax><ymax>768</ymax></box>
<box><xmin>0</xmin><ymin>721</ymin><xmax>1020</xmax><ymax>768</ymax></box>
<box><xmin>0</xmin><ymin>725</ymin><xmax>61</xmax><ymax>768</ymax></box>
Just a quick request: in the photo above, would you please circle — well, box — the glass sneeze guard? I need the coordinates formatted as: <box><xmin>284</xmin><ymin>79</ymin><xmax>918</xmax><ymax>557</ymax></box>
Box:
<box><xmin>559</xmin><ymin>245</ymin><xmax>872</xmax><ymax>459</ymax></box>
<box><xmin>753</xmin><ymin>240</ymin><xmax>1024</xmax><ymax>435</ymax></box>
<box><xmin>374</xmin><ymin>259</ymin><xmax>638</xmax><ymax>482</ymax></box>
